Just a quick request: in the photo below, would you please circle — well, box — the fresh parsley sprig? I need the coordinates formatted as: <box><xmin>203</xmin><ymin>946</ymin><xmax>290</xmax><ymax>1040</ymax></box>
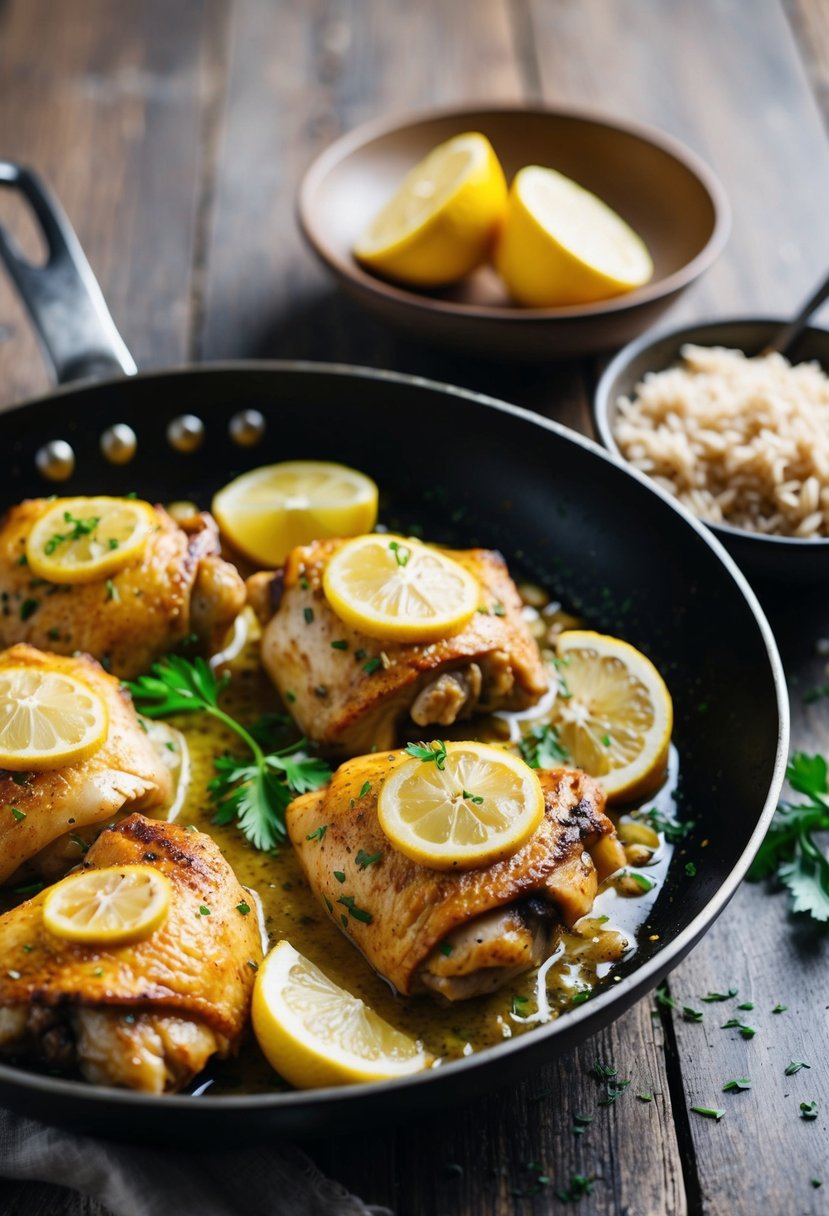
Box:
<box><xmin>747</xmin><ymin>752</ymin><xmax>829</xmax><ymax>922</ymax></box>
<box><xmin>128</xmin><ymin>655</ymin><xmax>331</xmax><ymax>852</ymax></box>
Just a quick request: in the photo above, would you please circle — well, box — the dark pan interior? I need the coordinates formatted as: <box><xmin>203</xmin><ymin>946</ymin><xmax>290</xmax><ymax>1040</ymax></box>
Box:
<box><xmin>0</xmin><ymin>364</ymin><xmax>787</xmax><ymax>1141</ymax></box>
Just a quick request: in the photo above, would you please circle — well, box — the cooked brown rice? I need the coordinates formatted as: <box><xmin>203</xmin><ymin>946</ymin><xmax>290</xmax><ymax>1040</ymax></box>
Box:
<box><xmin>613</xmin><ymin>344</ymin><xmax>829</xmax><ymax>538</ymax></box>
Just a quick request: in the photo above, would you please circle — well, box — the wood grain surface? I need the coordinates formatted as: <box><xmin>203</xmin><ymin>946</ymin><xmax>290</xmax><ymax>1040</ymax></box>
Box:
<box><xmin>1</xmin><ymin>1</ymin><xmax>828</xmax><ymax>1214</ymax></box>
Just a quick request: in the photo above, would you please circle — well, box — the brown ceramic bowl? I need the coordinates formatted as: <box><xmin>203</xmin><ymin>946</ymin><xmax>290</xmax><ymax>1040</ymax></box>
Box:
<box><xmin>298</xmin><ymin>104</ymin><xmax>730</xmax><ymax>360</ymax></box>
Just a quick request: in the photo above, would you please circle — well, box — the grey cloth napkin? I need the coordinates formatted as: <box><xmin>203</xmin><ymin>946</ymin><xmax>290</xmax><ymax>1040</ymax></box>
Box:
<box><xmin>0</xmin><ymin>1106</ymin><xmax>393</xmax><ymax>1216</ymax></box>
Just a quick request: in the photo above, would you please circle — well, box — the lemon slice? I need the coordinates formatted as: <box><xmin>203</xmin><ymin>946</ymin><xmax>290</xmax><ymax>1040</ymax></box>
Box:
<box><xmin>322</xmin><ymin>534</ymin><xmax>479</xmax><ymax>643</ymax></box>
<box><xmin>550</xmin><ymin>630</ymin><xmax>673</xmax><ymax>801</ymax></box>
<box><xmin>378</xmin><ymin>741</ymin><xmax>544</xmax><ymax>870</ymax></box>
<box><xmin>252</xmin><ymin>941</ymin><xmax>429</xmax><ymax>1088</ymax></box>
<box><xmin>26</xmin><ymin>496</ymin><xmax>157</xmax><ymax>584</ymax></box>
<box><xmin>212</xmin><ymin>461</ymin><xmax>379</xmax><ymax>567</ymax></box>
<box><xmin>0</xmin><ymin>664</ymin><xmax>108</xmax><ymax>770</ymax></box>
<box><xmin>42</xmin><ymin>865</ymin><xmax>172</xmax><ymax>945</ymax></box>
<box><xmin>494</xmin><ymin>166</ymin><xmax>654</xmax><ymax>306</ymax></box>
<box><xmin>353</xmin><ymin>132</ymin><xmax>507</xmax><ymax>286</ymax></box>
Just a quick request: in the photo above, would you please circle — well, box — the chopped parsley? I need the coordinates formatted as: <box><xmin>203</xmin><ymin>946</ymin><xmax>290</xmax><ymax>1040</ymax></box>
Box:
<box><xmin>800</xmin><ymin>1101</ymin><xmax>819</xmax><ymax>1120</ymax></box>
<box><xmin>685</xmin><ymin>861</ymin><xmax>697</xmax><ymax>876</ymax></box>
<box><xmin>330</xmin><ymin>639</ymin><xmax>348</xmax><ymax>650</ymax></box>
<box><xmin>198</xmin><ymin>905</ymin><xmax>211</xmax><ymax>916</ymax></box>
<box><xmin>333</xmin><ymin>870</ymin><xmax>346</xmax><ymax>884</ymax></box>
<box><xmin>355</xmin><ymin>849</ymin><xmax>381</xmax><ymax>870</ymax></box>
<box><xmin>10</xmin><ymin>807</ymin><xmax>25</xmax><ymax>823</ymax></box>
<box><xmin>388</xmin><ymin>540</ymin><xmax>410</xmax><ymax>567</ymax></box>
<box><xmin>722</xmin><ymin>1078</ymin><xmax>752</xmax><ymax>1092</ymax></box>
<box><xmin>691</xmin><ymin>1106</ymin><xmax>725</xmax><ymax>1121</ymax></box>
<box><xmin>462</xmin><ymin>788</ymin><xmax>484</xmax><ymax>805</ymax></box>
<box><xmin>405</xmin><ymin>740</ymin><xmax>447</xmax><ymax>770</ymax></box>
<box><xmin>19</xmin><ymin>598</ymin><xmax>40</xmax><ymax>621</ymax></box>
<box><xmin>785</xmin><ymin>1060</ymin><xmax>810</xmax><ymax>1076</ymax></box>
<box><xmin>235</xmin><ymin>901</ymin><xmax>251</xmax><ymax>916</ymax></box>
<box><xmin>772</xmin><ymin>1003</ymin><xmax>787</xmax><ymax>1013</ymax></box>
<box><xmin>358</xmin><ymin>781</ymin><xmax>372</xmax><ymax>798</ymax></box>
<box><xmin>518</xmin><ymin>722</ymin><xmax>569</xmax><ymax>769</ymax></box>
<box><xmin>701</xmin><ymin>988</ymin><xmax>738</xmax><ymax>1003</ymax></box>
<box><xmin>337</xmin><ymin>894</ymin><xmax>372</xmax><ymax>924</ymax></box>
<box><xmin>438</xmin><ymin>941</ymin><xmax>454</xmax><ymax>957</ymax></box>
<box><xmin>633</xmin><ymin>806</ymin><xmax>694</xmax><ymax>843</ymax></box>
<box><xmin>43</xmin><ymin>511</ymin><xmax>101</xmax><ymax>554</ymax></box>
<box><xmin>721</xmin><ymin>1019</ymin><xmax>756</xmax><ymax>1039</ymax></box>
<box><xmin>306</xmin><ymin>825</ymin><xmax>327</xmax><ymax>842</ymax></box>
<box><xmin>362</xmin><ymin>657</ymin><xmax>382</xmax><ymax>674</ymax></box>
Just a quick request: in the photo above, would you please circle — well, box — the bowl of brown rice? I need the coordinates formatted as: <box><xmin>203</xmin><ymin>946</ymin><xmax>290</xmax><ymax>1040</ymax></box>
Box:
<box><xmin>594</xmin><ymin>318</ymin><xmax>829</xmax><ymax>581</ymax></box>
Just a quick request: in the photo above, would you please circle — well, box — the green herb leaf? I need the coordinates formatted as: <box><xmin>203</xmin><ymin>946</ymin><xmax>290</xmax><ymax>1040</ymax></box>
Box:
<box><xmin>405</xmin><ymin>740</ymin><xmax>448</xmax><ymax>770</ymax></box>
<box><xmin>701</xmin><ymin>988</ymin><xmax>738</xmax><ymax>1002</ymax></box>
<box><xmin>633</xmin><ymin>806</ymin><xmax>694</xmax><ymax>843</ymax></box>
<box><xmin>800</xmin><ymin>1101</ymin><xmax>819</xmax><ymax>1120</ymax></box>
<box><xmin>129</xmin><ymin>655</ymin><xmax>331</xmax><ymax>851</ymax></box>
<box><xmin>721</xmin><ymin>1019</ymin><xmax>756</xmax><ymax>1039</ymax></box>
<box><xmin>355</xmin><ymin>849</ymin><xmax>381</xmax><ymax>870</ymax></box>
<box><xmin>306</xmin><ymin>825</ymin><xmax>327</xmax><ymax>842</ymax></box>
<box><xmin>785</xmin><ymin>1060</ymin><xmax>810</xmax><ymax>1075</ymax></box>
<box><xmin>722</xmin><ymin>1078</ymin><xmax>752</xmax><ymax>1092</ymax></box>
<box><xmin>235</xmin><ymin>901</ymin><xmax>251</xmax><ymax>916</ymax></box>
<box><xmin>518</xmin><ymin>722</ymin><xmax>570</xmax><ymax>769</ymax></box>
<box><xmin>691</xmin><ymin>1106</ymin><xmax>725</xmax><ymax>1121</ymax></box>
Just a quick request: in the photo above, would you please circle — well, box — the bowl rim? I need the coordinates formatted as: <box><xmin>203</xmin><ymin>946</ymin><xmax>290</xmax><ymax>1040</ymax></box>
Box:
<box><xmin>593</xmin><ymin>315</ymin><xmax>829</xmax><ymax>549</ymax></box>
<box><xmin>297</xmin><ymin>100</ymin><xmax>732</xmax><ymax>323</ymax></box>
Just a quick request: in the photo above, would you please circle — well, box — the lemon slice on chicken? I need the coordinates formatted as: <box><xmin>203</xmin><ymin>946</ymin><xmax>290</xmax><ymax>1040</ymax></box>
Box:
<box><xmin>252</xmin><ymin>941</ymin><xmax>429</xmax><ymax>1088</ymax></box>
<box><xmin>0</xmin><ymin>664</ymin><xmax>108</xmax><ymax>770</ymax></box>
<box><xmin>322</xmin><ymin>533</ymin><xmax>479</xmax><ymax>643</ymax></box>
<box><xmin>42</xmin><ymin>865</ymin><xmax>172</xmax><ymax>946</ymax></box>
<box><xmin>353</xmin><ymin>132</ymin><xmax>507</xmax><ymax>286</ymax></box>
<box><xmin>378</xmin><ymin>741</ymin><xmax>544</xmax><ymax>870</ymax></box>
<box><xmin>26</xmin><ymin>496</ymin><xmax>156</xmax><ymax>583</ymax></box>
<box><xmin>550</xmin><ymin>631</ymin><xmax>672</xmax><ymax>801</ymax></box>
<box><xmin>212</xmin><ymin>461</ymin><xmax>379</xmax><ymax>567</ymax></box>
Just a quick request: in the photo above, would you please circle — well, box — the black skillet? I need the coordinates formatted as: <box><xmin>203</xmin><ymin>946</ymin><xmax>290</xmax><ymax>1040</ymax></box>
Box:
<box><xmin>0</xmin><ymin>162</ymin><xmax>788</xmax><ymax>1143</ymax></box>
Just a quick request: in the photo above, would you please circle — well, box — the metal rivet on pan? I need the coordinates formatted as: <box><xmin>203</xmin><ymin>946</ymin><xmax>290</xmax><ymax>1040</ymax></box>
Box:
<box><xmin>229</xmin><ymin>409</ymin><xmax>266</xmax><ymax>447</ymax></box>
<box><xmin>100</xmin><ymin>423</ymin><xmax>137</xmax><ymax>465</ymax></box>
<box><xmin>35</xmin><ymin>439</ymin><xmax>75</xmax><ymax>482</ymax></box>
<box><xmin>167</xmin><ymin>414</ymin><xmax>205</xmax><ymax>454</ymax></box>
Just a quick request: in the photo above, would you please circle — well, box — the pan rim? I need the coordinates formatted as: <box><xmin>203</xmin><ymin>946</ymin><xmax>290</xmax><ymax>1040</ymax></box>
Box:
<box><xmin>0</xmin><ymin>359</ymin><xmax>788</xmax><ymax>1117</ymax></box>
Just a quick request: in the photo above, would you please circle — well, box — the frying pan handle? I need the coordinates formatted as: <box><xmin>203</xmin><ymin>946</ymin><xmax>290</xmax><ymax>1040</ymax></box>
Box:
<box><xmin>0</xmin><ymin>161</ymin><xmax>136</xmax><ymax>383</ymax></box>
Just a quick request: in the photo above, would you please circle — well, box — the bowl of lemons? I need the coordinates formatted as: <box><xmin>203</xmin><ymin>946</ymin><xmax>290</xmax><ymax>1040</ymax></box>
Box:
<box><xmin>298</xmin><ymin>105</ymin><xmax>730</xmax><ymax>359</ymax></box>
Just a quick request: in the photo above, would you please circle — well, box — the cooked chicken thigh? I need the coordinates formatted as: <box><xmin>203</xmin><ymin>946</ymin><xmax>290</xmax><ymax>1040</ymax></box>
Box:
<box><xmin>288</xmin><ymin>752</ymin><xmax>625</xmax><ymax>1000</ymax></box>
<box><xmin>0</xmin><ymin>645</ymin><xmax>177</xmax><ymax>886</ymax></box>
<box><xmin>249</xmin><ymin>540</ymin><xmax>548</xmax><ymax>756</ymax></box>
<box><xmin>0</xmin><ymin>814</ymin><xmax>263</xmax><ymax>1092</ymax></box>
<box><xmin>0</xmin><ymin>500</ymin><xmax>246</xmax><ymax>678</ymax></box>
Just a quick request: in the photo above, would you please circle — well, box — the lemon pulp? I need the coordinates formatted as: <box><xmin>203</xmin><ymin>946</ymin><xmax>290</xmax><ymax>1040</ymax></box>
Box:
<box><xmin>212</xmin><ymin>461</ymin><xmax>378</xmax><ymax>567</ymax></box>
<box><xmin>549</xmin><ymin>630</ymin><xmax>672</xmax><ymax>801</ymax></box>
<box><xmin>26</xmin><ymin>496</ymin><xmax>157</xmax><ymax>584</ymax></box>
<box><xmin>0</xmin><ymin>665</ymin><xmax>108</xmax><ymax>770</ymax></box>
<box><xmin>495</xmin><ymin>165</ymin><xmax>653</xmax><ymax>306</ymax></box>
<box><xmin>353</xmin><ymin>132</ymin><xmax>507</xmax><ymax>286</ymax></box>
<box><xmin>377</xmin><ymin>741</ymin><xmax>545</xmax><ymax>870</ymax></box>
<box><xmin>252</xmin><ymin>940</ymin><xmax>428</xmax><ymax>1088</ymax></box>
<box><xmin>42</xmin><ymin>865</ymin><xmax>172</xmax><ymax>945</ymax></box>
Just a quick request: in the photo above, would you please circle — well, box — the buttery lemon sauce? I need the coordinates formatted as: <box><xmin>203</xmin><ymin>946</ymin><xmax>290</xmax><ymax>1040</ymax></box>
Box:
<box><xmin>173</xmin><ymin>617</ymin><xmax>677</xmax><ymax>1095</ymax></box>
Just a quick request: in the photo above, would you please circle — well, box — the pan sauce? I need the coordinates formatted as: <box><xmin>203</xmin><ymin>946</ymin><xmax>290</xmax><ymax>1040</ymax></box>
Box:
<box><xmin>177</xmin><ymin>614</ymin><xmax>677</xmax><ymax>1096</ymax></box>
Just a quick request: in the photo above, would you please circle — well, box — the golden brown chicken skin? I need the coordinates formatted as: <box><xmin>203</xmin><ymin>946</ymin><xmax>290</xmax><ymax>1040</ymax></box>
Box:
<box><xmin>0</xmin><ymin>814</ymin><xmax>263</xmax><ymax>1092</ymax></box>
<box><xmin>0</xmin><ymin>645</ymin><xmax>175</xmax><ymax>887</ymax></box>
<box><xmin>249</xmin><ymin>539</ymin><xmax>549</xmax><ymax>757</ymax></box>
<box><xmin>0</xmin><ymin>500</ymin><xmax>246</xmax><ymax>678</ymax></box>
<box><xmin>288</xmin><ymin>752</ymin><xmax>625</xmax><ymax>1000</ymax></box>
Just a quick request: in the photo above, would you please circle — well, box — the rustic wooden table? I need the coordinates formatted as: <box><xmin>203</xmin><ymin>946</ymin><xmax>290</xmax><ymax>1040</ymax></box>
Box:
<box><xmin>1</xmin><ymin>1</ymin><xmax>828</xmax><ymax>1213</ymax></box>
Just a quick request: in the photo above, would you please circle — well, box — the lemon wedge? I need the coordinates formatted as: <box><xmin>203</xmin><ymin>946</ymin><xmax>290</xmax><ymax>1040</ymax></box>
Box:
<box><xmin>378</xmin><ymin>741</ymin><xmax>544</xmax><ymax>870</ymax></box>
<box><xmin>26</xmin><ymin>496</ymin><xmax>157</xmax><ymax>584</ymax></box>
<box><xmin>494</xmin><ymin>166</ymin><xmax>653</xmax><ymax>306</ymax></box>
<box><xmin>212</xmin><ymin>461</ymin><xmax>379</xmax><ymax>567</ymax></box>
<box><xmin>252</xmin><ymin>941</ymin><xmax>429</xmax><ymax>1088</ymax></box>
<box><xmin>549</xmin><ymin>630</ymin><xmax>673</xmax><ymax>801</ymax></box>
<box><xmin>322</xmin><ymin>534</ymin><xmax>479</xmax><ymax>643</ymax></box>
<box><xmin>353</xmin><ymin>132</ymin><xmax>507</xmax><ymax>286</ymax></box>
<box><xmin>0</xmin><ymin>664</ymin><xmax>108</xmax><ymax>770</ymax></box>
<box><xmin>42</xmin><ymin>865</ymin><xmax>172</xmax><ymax>946</ymax></box>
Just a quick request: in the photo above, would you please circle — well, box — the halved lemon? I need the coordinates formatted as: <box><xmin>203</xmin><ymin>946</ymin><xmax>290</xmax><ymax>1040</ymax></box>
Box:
<box><xmin>378</xmin><ymin>741</ymin><xmax>544</xmax><ymax>870</ymax></box>
<box><xmin>252</xmin><ymin>940</ymin><xmax>429</xmax><ymax>1088</ymax></box>
<box><xmin>353</xmin><ymin>132</ymin><xmax>507</xmax><ymax>286</ymax></box>
<box><xmin>322</xmin><ymin>533</ymin><xmax>479</xmax><ymax>643</ymax></box>
<box><xmin>212</xmin><ymin>461</ymin><xmax>378</xmax><ymax>567</ymax></box>
<box><xmin>0</xmin><ymin>665</ymin><xmax>108</xmax><ymax>770</ymax></box>
<box><xmin>494</xmin><ymin>166</ymin><xmax>653</xmax><ymax>306</ymax></box>
<box><xmin>550</xmin><ymin>630</ymin><xmax>673</xmax><ymax>801</ymax></box>
<box><xmin>42</xmin><ymin>865</ymin><xmax>172</xmax><ymax>945</ymax></box>
<box><xmin>26</xmin><ymin>496</ymin><xmax>157</xmax><ymax>584</ymax></box>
